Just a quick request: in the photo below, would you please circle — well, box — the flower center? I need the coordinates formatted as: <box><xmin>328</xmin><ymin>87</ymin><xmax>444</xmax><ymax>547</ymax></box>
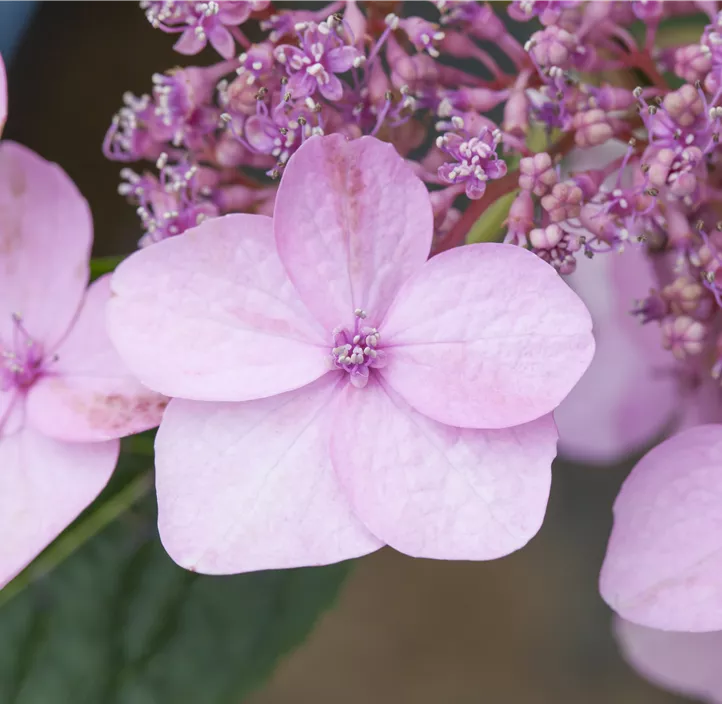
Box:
<box><xmin>0</xmin><ymin>314</ymin><xmax>46</xmax><ymax>392</ymax></box>
<box><xmin>330</xmin><ymin>309</ymin><xmax>387</xmax><ymax>389</ymax></box>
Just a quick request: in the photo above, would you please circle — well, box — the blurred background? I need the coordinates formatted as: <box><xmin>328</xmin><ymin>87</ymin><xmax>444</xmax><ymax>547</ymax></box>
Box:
<box><xmin>1</xmin><ymin>3</ymin><xmax>692</xmax><ymax>702</ymax></box>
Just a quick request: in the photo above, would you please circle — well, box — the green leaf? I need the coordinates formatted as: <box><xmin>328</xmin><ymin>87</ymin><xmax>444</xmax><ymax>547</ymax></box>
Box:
<box><xmin>0</xmin><ymin>454</ymin><xmax>352</xmax><ymax>704</ymax></box>
<box><xmin>466</xmin><ymin>190</ymin><xmax>518</xmax><ymax>245</ymax></box>
<box><xmin>90</xmin><ymin>255</ymin><xmax>126</xmax><ymax>281</ymax></box>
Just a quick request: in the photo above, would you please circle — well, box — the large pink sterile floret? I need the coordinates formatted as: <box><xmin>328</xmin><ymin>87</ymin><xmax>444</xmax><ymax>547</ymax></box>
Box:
<box><xmin>0</xmin><ymin>141</ymin><xmax>166</xmax><ymax>589</ymax></box>
<box><xmin>108</xmin><ymin>134</ymin><xmax>594</xmax><ymax>574</ymax></box>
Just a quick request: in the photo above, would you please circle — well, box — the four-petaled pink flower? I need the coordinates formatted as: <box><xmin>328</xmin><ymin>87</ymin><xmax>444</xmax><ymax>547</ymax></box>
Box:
<box><xmin>274</xmin><ymin>20</ymin><xmax>361</xmax><ymax>102</ymax></box>
<box><xmin>108</xmin><ymin>134</ymin><xmax>594</xmax><ymax>575</ymax></box>
<box><xmin>0</xmin><ymin>54</ymin><xmax>166</xmax><ymax>588</ymax></box>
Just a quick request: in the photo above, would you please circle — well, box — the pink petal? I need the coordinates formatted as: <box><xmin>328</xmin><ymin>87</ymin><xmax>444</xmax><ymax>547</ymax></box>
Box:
<box><xmin>0</xmin><ymin>428</ymin><xmax>117</xmax><ymax>588</ymax></box>
<box><xmin>108</xmin><ymin>214</ymin><xmax>330</xmax><ymax>402</ymax></box>
<box><xmin>317</xmin><ymin>73</ymin><xmax>344</xmax><ymax>102</ymax></box>
<box><xmin>0</xmin><ymin>53</ymin><xmax>6</xmax><ymax>137</ymax></box>
<box><xmin>217</xmin><ymin>3</ymin><xmax>251</xmax><ymax>24</ymax></box>
<box><xmin>0</xmin><ymin>141</ymin><xmax>91</xmax><ymax>349</ymax></box>
<box><xmin>155</xmin><ymin>374</ymin><xmax>382</xmax><ymax>574</ymax></box>
<box><xmin>274</xmin><ymin>135</ymin><xmax>433</xmax><ymax>333</ymax></box>
<box><xmin>26</xmin><ymin>276</ymin><xmax>167</xmax><ymax>442</ymax></box>
<box><xmin>615</xmin><ymin>618</ymin><xmax>722</xmax><ymax>703</ymax></box>
<box><xmin>244</xmin><ymin>116</ymin><xmax>277</xmax><ymax>153</ymax></box>
<box><xmin>287</xmin><ymin>70</ymin><xmax>315</xmax><ymax>99</ymax></box>
<box><xmin>208</xmin><ymin>25</ymin><xmax>236</xmax><ymax>59</ymax></box>
<box><xmin>600</xmin><ymin>425</ymin><xmax>722</xmax><ymax>631</ymax></box>
<box><xmin>554</xmin><ymin>248</ymin><xmax>678</xmax><ymax>463</ymax></box>
<box><xmin>330</xmin><ymin>379</ymin><xmax>556</xmax><ymax>559</ymax></box>
<box><xmin>380</xmin><ymin>243</ymin><xmax>595</xmax><ymax>429</ymax></box>
<box><xmin>326</xmin><ymin>46</ymin><xmax>359</xmax><ymax>73</ymax></box>
<box><xmin>173</xmin><ymin>27</ymin><xmax>207</xmax><ymax>55</ymax></box>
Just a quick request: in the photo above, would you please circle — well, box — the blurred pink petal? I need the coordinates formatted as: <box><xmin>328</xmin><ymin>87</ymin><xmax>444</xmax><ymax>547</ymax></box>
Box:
<box><xmin>274</xmin><ymin>134</ymin><xmax>433</xmax><ymax>333</ymax></box>
<box><xmin>108</xmin><ymin>213</ymin><xmax>329</xmax><ymax>402</ymax></box>
<box><xmin>208</xmin><ymin>25</ymin><xmax>235</xmax><ymax>59</ymax></box>
<box><xmin>600</xmin><ymin>425</ymin><xmax>722</xmax><ymax>631</ymax></box>
<box><xmin>615</xmin><ymin>617</ymin><xmax>722</xmax><ymax>703</ymax></box>
<box><xmin>555</xmin><ymin>248</ymin><xmax>678</xmax><ymax>463</ymax></box>
<box><xmin>173</xmin><ymin>27</ymin><xmax>206</xmax><ymax>56</ymax></box>
<box><xmin>331</xmin><ymin>379</ymin><xmax>556</xmax><ymax>559</ymax></box>
<box><xmin>0</xmin><ymin>141</ymin><xmax>91</xmax><ymax>348</ymax></box>
<box><xmin>381</xmin><ymin>243</ymin><xmax>594</xmax><ymax>429</ymax></box>
<box><xmin>26</xmin><ymin>276</ymin><xmax>167</xmax><ymax>442</ymax></box>
<box><xmin>155</xmin><ymin>374</ymin><xmax>382</xmax><ymax>574</ymax></box>
<box><xmin>0</xmin><ymin>428</ymin><xmax>117</xmax><ymax>588</ymax></box>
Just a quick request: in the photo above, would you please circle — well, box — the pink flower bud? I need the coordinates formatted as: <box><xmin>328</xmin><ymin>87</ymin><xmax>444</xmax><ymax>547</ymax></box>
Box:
<box><xmin>663</xmin><ymin>276</ymin><xmax>715</xmax><ymax>320</ymax></box>
<box><xmin>528</xmin><ymin>26</ymin><xmax>576</xmax><ymax>68</ymax></box>
<box><xmin>503</xmin><ymin>89</ymin><xmax>529</xmax><ymax>137</ymax></box>
<box><xmin>661</xmin><ymin>315</ymin><xmax>707</xmax><ymax>360</ymax></box>
<box><xmin>343</xmin><ymin>0</ymin><xmax>367</xmax><ymax>47</ymax></box>
<box><xmin>674</xmin><ymin>44</ymin><xmax>713</xmax><ymax>84</ymax></box>
<box><xmin>529</xmin><ymin>224</ymin><xmax>564</xmax><ymax>249</ymax></box>
<box><xmin>540</xmin><ymin>181</ymin><xmax>583</xmax><ymax>222</ymax></box>
<box><xmin>573</xmin><ymin>109</ymin><xmax>614</xmax><ymax>148</ymax></box>
<box><xmin>519</xmin><ymin>152</ymin><xmax>557</xmax><ymax>196</ymax></box>
<box><xmin>662</xmin><ymin>84</ymin><xmax>704</xmax><ymax>128</ymax></box>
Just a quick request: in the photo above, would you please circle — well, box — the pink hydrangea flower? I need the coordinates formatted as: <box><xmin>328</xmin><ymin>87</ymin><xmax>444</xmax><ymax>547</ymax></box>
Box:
<box><xmin>0</xmin><ymin>71</ymin><xmax>166</xmax><ymax>587</ymax></box>
<box><xmin>600</xmin><ymin>424</ymin><xmax>722</xmax><ymax>631</ymax></box>
<box><xmin>614</xmin><ymin>617</ymin><xmax>722</xmax><ymax>703</ymax></box>
<box><xmin>107</xmin><ymin>134</ymin><xmax>594</xmax><ymax>574</ymax></box>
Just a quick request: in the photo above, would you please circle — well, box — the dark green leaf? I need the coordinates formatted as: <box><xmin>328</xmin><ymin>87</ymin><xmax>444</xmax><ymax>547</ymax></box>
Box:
<box><xmin>0</xmin><ymin>453</ymin><xmax>351</xmax><ymax>704</ymax></box>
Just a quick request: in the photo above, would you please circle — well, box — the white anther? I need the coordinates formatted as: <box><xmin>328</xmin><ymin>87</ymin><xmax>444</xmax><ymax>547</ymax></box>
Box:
<box><xmin>354</xmin><ymin>308</ymin><xmax>367</xmax><ymax>318</ymax></box>
<box><xmin>385</xmin><ymin>13</ymin><xmax>400</xmax><ymax>29</ymax></box>
<box><xmin>353</xmin><ymin>334</ymin><xmax>361</xmax><ymax>344</ymax></box>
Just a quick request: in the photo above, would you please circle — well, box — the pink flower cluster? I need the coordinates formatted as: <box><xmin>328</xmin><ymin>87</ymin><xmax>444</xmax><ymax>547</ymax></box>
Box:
<box><xmin>104</xmin><ymin>0</ymin><xmax>532</xmax><ymax>250</ymax></box>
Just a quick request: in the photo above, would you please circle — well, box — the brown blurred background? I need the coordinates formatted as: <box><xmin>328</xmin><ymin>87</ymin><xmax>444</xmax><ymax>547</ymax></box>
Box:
<box><xmin>3</xmin><ymin>3</ymin><xmax>691</xmax><ymax>702</ymax></box>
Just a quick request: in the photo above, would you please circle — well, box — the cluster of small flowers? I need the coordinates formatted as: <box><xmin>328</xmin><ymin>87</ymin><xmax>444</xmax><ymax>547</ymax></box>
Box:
<box><xmin>104</xmin><ymin>0</ymin><xmax>530</xmax><ymax>249</ymax></box>
<box><xmin>502</xmin><ymin>1</ymin><xmax>722</xmax><ymax>394</ymax></box>
<box><xmin>105</xmin><ymin>1</ymin><xmax>722</xmax><ymax>388</ymax></box>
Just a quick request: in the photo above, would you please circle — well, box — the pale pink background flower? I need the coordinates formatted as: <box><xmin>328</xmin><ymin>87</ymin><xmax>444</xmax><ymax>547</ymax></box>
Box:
<box><xmin>554</xmin><ymin>246</ymin><xmax>680</xmax><ymax>463</ymax></box>
<box><xmin>108</xmin><ymin>134</ymin><xmax>594</xmax><ymax>575</ymax></box>
<box><xmin>614</xmin><ymin>617</ymin><xmax>722</xmax><ymax>704</ymax></box>
<box><xmin>0</xmin><ymin>140</ymin><xmax>166</xmax><ymax>589</ymax></box>
<box><xmin>600</xmin><ymin>424</ymin><xmax>722</xmax><ymax>631</ymax></box>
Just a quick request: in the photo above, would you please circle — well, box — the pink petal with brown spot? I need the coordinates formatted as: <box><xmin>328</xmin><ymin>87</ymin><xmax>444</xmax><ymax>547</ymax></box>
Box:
<box><xmin>26</xmin><ymin>276</ymin><xmax>167</xmax><ymax>442</ymax></box>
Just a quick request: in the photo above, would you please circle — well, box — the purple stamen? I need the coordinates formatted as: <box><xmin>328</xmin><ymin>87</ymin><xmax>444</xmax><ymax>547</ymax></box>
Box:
<box><xmin>330</xmin><ymin>309</ymin><xmax>387</xmax><ymax>389</ymax></box>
